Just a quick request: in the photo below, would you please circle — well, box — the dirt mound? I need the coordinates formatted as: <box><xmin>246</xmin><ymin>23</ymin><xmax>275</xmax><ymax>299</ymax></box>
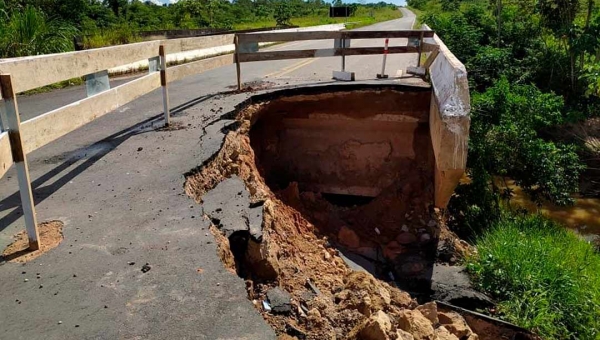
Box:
<box><xmin>2</xmin><ymin>220</ymin><xmax>64</xmax><ymax>263</ymax></box>
<box><xmin>185</xmin><ymin>98</ymin><xmax>479</xmax><ymax>339</ymax></box>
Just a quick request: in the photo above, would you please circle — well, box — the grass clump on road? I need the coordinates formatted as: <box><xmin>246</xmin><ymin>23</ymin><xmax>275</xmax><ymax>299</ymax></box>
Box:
<box><xmin>466</xmin><ymin>212</ymin><xmax>600</xmax><ymax>339</ymax></box>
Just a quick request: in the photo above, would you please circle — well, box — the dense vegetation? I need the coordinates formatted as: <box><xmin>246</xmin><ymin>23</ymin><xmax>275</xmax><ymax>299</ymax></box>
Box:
<box><xmin>409</xmin><ymin>0</ymin><xmax>600</xmax><ymax>234</ymax></box>
<box><xmin>410</xmin><ymin>0</ymin><xmax>600</xmax><ymax>337</ymax></box>
<box><xmin>466</xmin><ymin>213</ymin><xmax>600</xmax><ymax>339</ymax></box>
<box><xmin>0</xmin><ymin>0</ymin><xmax>399</xmax><ymax>55</ymax></box>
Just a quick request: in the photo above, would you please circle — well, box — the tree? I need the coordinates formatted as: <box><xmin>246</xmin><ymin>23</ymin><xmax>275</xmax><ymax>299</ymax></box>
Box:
<box><xmin>104</xmin><ymin>0</ymin><xmax>127</xmax><ymax>17</ymax></box>
<box><xmin>274</xmin><ymin>0</ymin><xmax>292</xmax><ymax>26</ymax></box>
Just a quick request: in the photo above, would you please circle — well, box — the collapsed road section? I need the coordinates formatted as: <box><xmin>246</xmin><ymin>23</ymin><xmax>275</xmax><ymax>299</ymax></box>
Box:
<box><xmin>184</xmin><ymin>83</ymin><xmax>481</xmax><ymax>340</ymax></box>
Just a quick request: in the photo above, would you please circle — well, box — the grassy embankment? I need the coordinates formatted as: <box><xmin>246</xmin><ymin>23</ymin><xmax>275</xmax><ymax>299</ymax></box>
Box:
<box><xmin>84</xmin><ymin>6</ymin><xmax>402</xmax><ymax>49</ymax></box>
<box><xmin>466</xmin><ymin>212</ymin><xmax>600</xmax><ymax>339</ymax></box>
<box><xmin>233</xmin><ymin>6</ymin><xmax>402</xmax><ymax>30</ymax></box>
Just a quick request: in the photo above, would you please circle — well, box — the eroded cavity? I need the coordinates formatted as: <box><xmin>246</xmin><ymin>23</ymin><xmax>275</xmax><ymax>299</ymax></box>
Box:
<box><xmin>185</xmin><ymin>88</ymin><xmax>479</xmax><ymax>340</ymax></box>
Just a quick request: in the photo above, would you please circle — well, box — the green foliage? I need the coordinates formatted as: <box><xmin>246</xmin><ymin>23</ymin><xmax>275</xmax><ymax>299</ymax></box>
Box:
<box><xmin>421</xmin><ymin>11</ymin><xmax>483</xmax><ymax>61</ymax></box>
<box><xmin>274</xmin><ymin>0</ymin><xmax>292</xmax><ymax>26</ymax></box>
<box><xmin>446</xmin><ymin>168</ymin><xmax>500</xmax><ymax>239</ymax></box>
<box><xmin>581</xmin><ymin>62</ymin><xmax>600</xmax><ymax>97</ymax></box>
<box><xmin>415</xmin><ymin>0</ymin><xmax>600</xmax><ymax>336</ymax></box>
<box><xmin>0</xmin><ymin>0</ymin><xmax>402</xmax><ymax>58</ymax></box>
<box><xmin>0</xmin><ymin>5</ymin><xmax>77</xmax><ymax>57</ymax></box>
<box><xmin>413</xmin><ymin>0</ymin><xmax>591</xmax><ymax>239</ymax></box>
<box><xmin>466</xmin><ymin>78</ymin><xmax>583</xmax><ymax>209</ymax></box>
<box><xmin>82</xmin><ymin>22</ymin><xmax>141</xmax><ymax>49</ymax></box>
<box><xmin>466</xmin><ymin>212</ymin><xmax>600</xmax><ymax>339</ymax></box>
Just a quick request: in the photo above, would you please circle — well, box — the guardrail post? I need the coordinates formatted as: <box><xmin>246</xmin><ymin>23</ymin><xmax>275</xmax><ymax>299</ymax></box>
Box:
<box><xmin>234</xmin><ymin>35</ymin><xmax>242</xmax><ymax>91</ymax></box>
<box><xmin>423</xmin><ymin>46</ymin><xmax>440</xmax><ymax>71</ymax></box>
<box><xmin>159</xmin><ymin>45</ymin><xmax>170</xmax><ymax>126</ymax></box>
<box><xmin>417</xmin><ymin>31</ymin><xmax>424</xmax><ymax>67</ymax></box>
<box><xmin>0</xmin><ymin>105</ymin><xmax>6</xmax><ymax>132</ymax></box>
<box><xmin>0</xmin><ymin>74</ymin><xmax>40</xmax><ymax>250</ymax></box>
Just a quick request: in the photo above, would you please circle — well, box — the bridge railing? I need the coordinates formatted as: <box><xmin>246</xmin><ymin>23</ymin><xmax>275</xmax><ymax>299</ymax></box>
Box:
<box><xmin>0</xmin><ymin>28</ymin><xmax>442</xmax><ymax>250</ymax></box>
<box><xmin>0</xmin><ymin>33</ymin><xmax>236</xmax><ymax>249</ymax></box>
<box><xmin>234</xmin><ymin>29</ymin><xmax>436</xmax><ymax>87</ymax></box>
<box><xmin>421</xmin><ymin>24</ymin><xmax>471</xmax><ymax>207</ymax></box>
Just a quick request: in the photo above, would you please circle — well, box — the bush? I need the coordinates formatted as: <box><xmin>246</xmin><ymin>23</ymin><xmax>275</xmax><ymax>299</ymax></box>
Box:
<box><xmin>447</xmin><ymin>78</ymin><xmax>583</xmax><ymax>239</ymax></box>
<box><xmin>274</xmin><ymin>1</ymin><xmax>292</xmax><ymax>27</ymax></box>
<box><xmin>83</xmin><ymin>22</ymin><xmax>140</xmax><ymax>49</ymax></box>
<box><xmin>466</xmin><ymin>212</ymin><xmax>600</xmax><ymax>339</ymax></box>
<box><xmin>467</xmin><ymin>78</ymin><xmax>583</xmax><ymax>206</ymax></box>
<box><xmin>0</xmin><ymin>5</ymin><xmax>77</xmax><ymax>57</ymax></box>
<box><xmin>421</xmin><ymin>11</ymin><xmax>483</xmax><ymax>61</ymax></box>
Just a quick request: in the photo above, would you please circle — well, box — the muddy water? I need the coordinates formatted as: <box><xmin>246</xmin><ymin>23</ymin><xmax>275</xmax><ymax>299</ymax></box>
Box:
<box><xmin>498</xmin><ymin>179</ymin><xmax>600</xmax><ymax>236</ymax></box>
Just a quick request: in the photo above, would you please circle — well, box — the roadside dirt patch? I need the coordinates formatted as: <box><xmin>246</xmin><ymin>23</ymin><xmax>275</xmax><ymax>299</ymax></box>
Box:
<box><xmin>228</xmin><ymin>80</ymin><xmax>277</xmax><ymax>93</ymax></box>
<box><xmin>2</xmin><ymin>220</ymin><xmax>64</xmax><ymax>263</ymax></box>
<box><xmin>186</xmin><ymin>89</ymin><xmax>479</xmax><ymax>339</ymax></box>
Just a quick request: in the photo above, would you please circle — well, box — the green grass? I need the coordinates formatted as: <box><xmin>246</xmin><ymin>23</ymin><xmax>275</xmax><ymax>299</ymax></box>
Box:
<box><xmin>466</xmin><ymin>212</ymin><xmax>600</xmax><ymax>339</ymax></box>
<box><xmin>407</xmin><ymin>6</ymin><xmax>424</xmax><ymax>28</ymax></box>
<box><xmin>21</xmin><ymin>77</ymin><xmax>84</xmax><ymax>95</ymax></box>
<box><xmin>233</xmin><ymin>7</ymin><xmax>402</xmax><ymax>30</ymax></box>
<box><xmin>83</xmin><ymin>25</ymin><xmax>142</xmax><ymax>49</ymax></box>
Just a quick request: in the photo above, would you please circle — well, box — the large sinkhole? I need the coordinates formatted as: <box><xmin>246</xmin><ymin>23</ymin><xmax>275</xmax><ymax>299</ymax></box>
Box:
<box><xmin>187</xmin><ymin>86</ymin><xmax>490</xmax><ymax>339</ymax></box>
<box><xmin>247</xmin><ymin>88</ymin><xmax>438</xmax><ymax>288</ymax></box>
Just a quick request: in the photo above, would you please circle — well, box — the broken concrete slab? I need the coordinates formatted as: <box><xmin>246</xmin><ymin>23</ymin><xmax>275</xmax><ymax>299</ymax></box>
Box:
<box><xmin>431</xmin><ymin>265</ymin><xmax>493</xmax><ymax>310</ymax></box>
<box><xmin>202</xmin><ymin>176</ymin><xmax>264</xmax><ymax>241</ymax></box>
<box><xmin>338</xmin><ymin>247</ymin><xmax>378</xmax><ymax>276</ymax></box>
<box><xmin>248</xmin><ymin>204</ymin><xmax>264</xmax><ymax>242</ymax></box>
<box><xmin>202</xmin><ymin>176</ymin><xmax>253</xmax><ymax>237</ymax></box>
<box><xmin>266</xmin><ymin>287</ymin><xmax>292</xmax><ymax>314</ymax></box>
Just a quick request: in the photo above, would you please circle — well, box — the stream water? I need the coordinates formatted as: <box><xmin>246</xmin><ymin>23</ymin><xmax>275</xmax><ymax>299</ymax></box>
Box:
<box><xmin>498</xmin><ymin>179</ymin><xmax>600</xmax><ymax>237</ymax></box>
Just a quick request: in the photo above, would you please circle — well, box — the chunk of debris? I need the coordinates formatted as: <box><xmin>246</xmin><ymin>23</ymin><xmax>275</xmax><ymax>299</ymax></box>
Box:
<box><xmin>397</xmin><ymin>309</ymin><xmax>435</xmax><ymax>340</ymax></box>
<box><xmin>141</xmin><ymin>263</ymin><xmax>151</xmax><ymax>273</ymax></box>
<box><xmin>435</xmin><ymin>326</ymin><xmax>459</xmax><ymax>340</ymax></box>
<box><xmin>438</xmin><ymin>311</ymin><xmax>473</xmax><ymax>339</ymax></box>
<box><xmin>305</xmin><ymin>279</ymin><xmax>321</xmax><ymax>296</ymax></box>
<box><xmin>416</xmin><ymin>302</ymin><xmax>438</xmax><ymax>324</ymax></box>
<box><xmin>266</xmin><ymin>287</ymin><xmax>292</xmax><ymax>314</ymax></box>
<box><xmin>397</xmin><ymin>328</ymin><xmax>415</xmax><ymax>340</ymax></box>
<box><xmin>359</xmin><ymin>310</ymin><xmax>392</xmax><ymax>340</ymax></box>
<box><xmin>285</xmin><ymin>322</ymin><xmax>307</xmax><ymax>339</ymax></box>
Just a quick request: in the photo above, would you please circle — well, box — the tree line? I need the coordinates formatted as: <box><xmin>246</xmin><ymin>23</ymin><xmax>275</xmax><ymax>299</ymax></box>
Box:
<box><xmin>0</xmin><ymin>0</ymin><xmax>398</xmax><ymax>57</ymax></box>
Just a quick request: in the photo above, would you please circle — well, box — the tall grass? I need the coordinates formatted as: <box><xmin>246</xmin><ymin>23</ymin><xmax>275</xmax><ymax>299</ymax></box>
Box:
<box><xmin>0</xmin><ymin>6</ymin><xmax>77</xmax><ymax>58</ymax></box>
<box><xmin>466</xmin><ymin>212</ymin><xmax>600</xmax><ymax>339</ymax></box>
<box><xmin>82</xmin><ymin>23</ymin><xmax>142</xmax><ymax>49</ymax></box>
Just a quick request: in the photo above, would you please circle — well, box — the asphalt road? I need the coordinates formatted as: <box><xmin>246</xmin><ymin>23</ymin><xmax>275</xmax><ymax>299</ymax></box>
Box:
<box><xmin>0</xmin><ymin>8</ymin><xmax>422</xmax><ymax>340</ymax></box>
<box><xmin>15</xmin><ymin>7</ymin><xmax>418</xmax><ymax>122</ymax></box>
